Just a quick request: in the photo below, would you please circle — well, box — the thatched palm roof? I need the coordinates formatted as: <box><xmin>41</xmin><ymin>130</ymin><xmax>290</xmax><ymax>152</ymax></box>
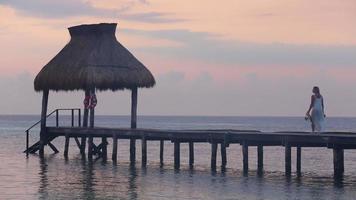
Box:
<box><xmin>34</xmin><ymin>23</ymin><xmax>155</xmax><ymax>91</ymax></box>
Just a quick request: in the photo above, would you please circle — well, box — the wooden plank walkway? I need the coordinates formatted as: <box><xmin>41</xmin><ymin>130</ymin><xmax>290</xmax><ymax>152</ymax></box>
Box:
<box><xmin>47</xmin><ymin>127</ymin><xmax>356</xmax><ymax>148</ymax></box>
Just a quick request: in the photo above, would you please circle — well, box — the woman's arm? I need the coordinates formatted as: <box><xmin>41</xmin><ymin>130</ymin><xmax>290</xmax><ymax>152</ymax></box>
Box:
<box><xmin>322</xmin><ymin>97</ymin><xmax>326</xmax><ymax>117</ymax></box>
<box><xmin>306</xmin><ymin>95</ymin><xmax>314</xmax><ymax>116</ymax></box>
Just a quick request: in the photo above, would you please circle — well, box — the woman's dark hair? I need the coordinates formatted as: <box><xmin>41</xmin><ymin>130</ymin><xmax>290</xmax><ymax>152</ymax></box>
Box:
<box><xmin>313</xmin><ymin>86</ymin><xmax>320</xmax><ymax>94</ymax></box>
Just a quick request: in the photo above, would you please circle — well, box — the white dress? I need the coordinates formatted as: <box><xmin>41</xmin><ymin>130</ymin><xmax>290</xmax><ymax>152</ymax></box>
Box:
<box><xmin>311</xmin><ymin>97</ymin><xmax>325</xmax><ymax>132</ymax></box>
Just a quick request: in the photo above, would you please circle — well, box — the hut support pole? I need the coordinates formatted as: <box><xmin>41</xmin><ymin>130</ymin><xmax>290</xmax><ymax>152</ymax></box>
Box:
<box><xmin>81</xmin><ymin>90</ymin><xmax>90</xmax><ymax>155</ymax></box>
<box><xmin>89</xmin><ymin>90</ymin><xmax>95</xmax><ymax>128</ymax></box>
<box><xmin>112</xmin><ymin>134</ymin><xmax>118</xmax><ymax>162</ymax></box>
<box><xmin>87</xmin><ymin>89</ymin><xmax>95</xmax><ymax>161</ymax></box>
<box><xmin>296</xmin><ymin>147</ymin><xmax>301</xmax><ymax>176</ymax></box>
<box><xmin>160</xmin><ymin>140</ymin><xmax>164</xmax><ymax>166</ymax></box>
<box><xmin>211</xmin><ymin>142</ymin><xmax>218</xmax><ymax>171</ymax></box>
<box><xmin>333</xmin><ymin>148</ymin><xmax>344</xmax><ymax>177</ymax></box>
<box><xmin>39</xmin><ymin>90</ymin><xmax>49</xmax><ymax>157</ymax></box>
<box><xmin>142</xmin><ymin>136</ymin><xmax>147</xmax><ymax>167</ymax></box>
<box><xmin>285</xmin><ymin>143</ymin><xmax>292</xmax><ymax>176</ymax></box>
<box><xmin>130</xmin><ymin>87</ymin><xmax>138</xmax><ymax>165</ymax></box>
<box><xmin>189</xmin><ymin>142</ymin><xmax>194</xmax><ymax>168</ymax></box>
<box><xmin>242</xmin><ymin>141</ymin><xmax>249</xmax><ymax>173</ymax></box>
<box><xmin>257</xmin><ymin>145</ymin><xmax>263</xmax><ymax>173</ymax></box>
<box><xmin>174</xmin><ymin>141</ymin><xmax>180</xmax><ymax>170</ymax></box>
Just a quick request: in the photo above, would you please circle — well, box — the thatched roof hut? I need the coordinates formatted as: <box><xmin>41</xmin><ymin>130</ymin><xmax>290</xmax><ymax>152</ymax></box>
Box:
<box><xmin>34</xmin><ymin>23</ymin><xmax>156</xmax><ymax>156</ymax></box>
<box><xmin>34</xmin><ymin>23</ymin><xmax>155</xmax><ymax>91</ymax></box>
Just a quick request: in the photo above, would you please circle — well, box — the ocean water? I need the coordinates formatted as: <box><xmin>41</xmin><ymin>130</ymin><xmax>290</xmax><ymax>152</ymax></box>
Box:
<box><xmin>1</xmin><ymin>115</ymin><xmax>356</xmax><ymax>200</ymax></box>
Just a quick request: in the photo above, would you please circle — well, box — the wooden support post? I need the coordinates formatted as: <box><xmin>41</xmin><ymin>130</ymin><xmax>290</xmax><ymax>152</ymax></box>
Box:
<box><xmin>242</xmin><ymin>141</ymin><xmax>249</xmax><ymax>173</ymax></box>
<box><xmin>81</xmin><ymin>90</ymin><xmax>89</xmax><ymax>155</ymax></box>
<box><xmin>48</xmin><ymin>142</ymin><xmax>59</xmax><ymax>154</ymax></box>
<box><xmin>74</xmin><ymin>137</ymin><xmax>81</xmax><ymax>149</ymax></box>
<box><xmin>189</xmin><ymin>142</ymin><xmax>194</xmax><ymax>168</ymax></box>
<box><xmin>130</xmin><ymin>87</ymin><xmax>138</xmax><ymax>165</ymax></box>
<box><xmin>83</xmin><ymin>90</ymin><xmax>89</xmax><ymax>127</ymax></box>
<box><xmin>71</xmin><ymin>109</ymin><xmax>74</xmax><ymax>127</ymax></box>
<box><xmin>285</xmin><ymin>143</ymin><xmax>292</xmax><ymax>176</ymax></box>
<box><xmin>160</xmin><ymin>140</ymin><xmax>164</xmax><ymax>166</ymax></box>
<box><xmin>78</xmin><ymin>109</ymin><xmax>81</xmax><ymax>127</ymax></box>
<box><xmin>26</xmin><ymin>130</ymin><xmax>29</xmax><ymax>157</ymax></box>
<box><xmin>102</xmin><ymin>137</ymin><xmax>107</xmax><ymax>161</ymax></box>
<box><xmin>64</xmin><ymin>134</ymin><xmax>70</xmax><ymax>158</ymax></box>
<box><xmin>80</xmin><ymin>137</ymin><xmax>86</xmax><ymax>155</ymax></box>
<box><xmin>89</xmin><ymin>89</ymin><xmax>95</xmax><ymax>128</ymax></box>
<box><xmin>221</xmin><ymin>143</ymin><xmax>227</xmax><ymax>169</ymax></box>
<box><xmin>130</xmin><ymin>139</ymin><xmax>136</xmax><ymax>165</ymax></box>
<box><xmin>142</xmin><ymin>136</ymin><xmax>147</xmax><ymax>167</ymax></box>
<box><xmin>88</xmin><ymin>136</ymin><xmax>93</xmax><ymax>161</ymax></box>
<box><xmin>211</xmin><ymin>142</ymin><xmax>218</xmax><ymax>171</ymax></box>
<box><xmin>333</xmin><ymin>148</ymin><xmax>344</xmax><ymax>177</ymax></box>
<box><xmin>112</xmin><ymin>134</ymin><xmax>118</xmax><ymax>162</ymax></box>
<box><xmin>55</xmin><ymin>110</ymin><xmax>59</xmax><ymax>127</ymax></box>
<box><xmin>174</xmin><ymin>141</ymin><xmax>180</xmax><ymax>170</ymax></box>
<box><xmin>296</xmin><ymin>147</ymin><xmax>301</xmax><ymax>176</ymax></box>
<box><xmin>39</xmin><ymin>90</ymin><xmax>49</xmax><ymax>157</ymax></box>
<box><xmin>131</xmin><ymin>87</ymin><xmax>138</xmax><ymax>128</ymax></box>
<box><xmin>257</xmin><ymin>145</ymin><xmax>263</xmax><ymax>173</ymax></box>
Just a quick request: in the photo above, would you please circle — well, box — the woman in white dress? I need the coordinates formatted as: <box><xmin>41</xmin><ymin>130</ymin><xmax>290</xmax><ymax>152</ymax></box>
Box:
<box><xmin>306</xmin><ymin>86</ymin><xmax>326</xmax><ymax>132</ymax></box>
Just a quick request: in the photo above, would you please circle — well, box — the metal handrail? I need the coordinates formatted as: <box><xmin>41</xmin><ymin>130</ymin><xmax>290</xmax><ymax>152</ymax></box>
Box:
<box><xmin>25</xmin><ymin>108</ymin><xmax>81</xmax><ymax>156</ymax></box>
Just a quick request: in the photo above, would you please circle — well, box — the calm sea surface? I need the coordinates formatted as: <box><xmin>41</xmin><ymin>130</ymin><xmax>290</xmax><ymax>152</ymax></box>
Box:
<box><xmin>1</xmin><ymin>115</ymin><xmax>356</xmax><ymax>200</ymax></box>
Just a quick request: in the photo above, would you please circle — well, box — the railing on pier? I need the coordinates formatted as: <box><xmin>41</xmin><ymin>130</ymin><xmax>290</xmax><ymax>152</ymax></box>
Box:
<box><xmin>25</xmin><ymin>108</ymin><xmax>81</xmax><ymax>156</ymax></box>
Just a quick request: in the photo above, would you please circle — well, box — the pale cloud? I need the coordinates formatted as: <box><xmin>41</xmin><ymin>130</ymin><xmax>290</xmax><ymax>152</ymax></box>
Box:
<box><xmin>123</xmin><ymin>29</ymin><xmax>356</xmax><ymax>67</ymax></box>
<box><xmin>0</xmin><ymin>0</ymin><xmax>181</xmax><ymax>23</ymax></box>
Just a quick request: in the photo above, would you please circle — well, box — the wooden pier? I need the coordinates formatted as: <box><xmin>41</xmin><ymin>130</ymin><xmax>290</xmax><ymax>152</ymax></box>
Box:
<box><xmin>26</xmin><ymin>120</ymin><xmax>356</xmax><ymax>177</ymax></box>
<box><xmin>27</xmin><ymin>23</ymin><xmax>355</xmax><ymax>179</ymax></box>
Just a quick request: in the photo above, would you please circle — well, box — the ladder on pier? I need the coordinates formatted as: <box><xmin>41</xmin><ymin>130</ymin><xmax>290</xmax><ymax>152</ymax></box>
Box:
<box><xmin>24</xmin><ymin>108</ymin><xmax>81</xmax><ymax>155</ymax></box>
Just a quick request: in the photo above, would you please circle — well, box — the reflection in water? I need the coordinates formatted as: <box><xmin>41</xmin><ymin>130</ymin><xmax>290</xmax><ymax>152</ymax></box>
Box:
<box><xmin>38</xmin><ymin>157</ymin><xmax>48</xmax><ymax>200</ymax></box>
<box><xmin>128</xmin><ymin>165</ymin><xmax>138</xmax><ymax>200</ymax></box>
<box><xmin>82</xmin><ymin>159</ymin><xmax>96</xmax><ymax>200</ymax></box>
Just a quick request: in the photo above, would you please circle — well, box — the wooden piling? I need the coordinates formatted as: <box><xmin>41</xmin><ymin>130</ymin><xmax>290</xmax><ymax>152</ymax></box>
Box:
<box><xmin>221</xmin><ymin>143</ymin><xmax>227</xmax><ymax>168</ymax></box>
<box><xmin>174</xmin><ymin>141</ymin><xmax>180</xmax><ymax>169</ymax></box>
<box><xmin>257</xmin><ymin>145</ymin><xmax>263</xmax><ymax>172</ymax></box>
<box><xmin>39</xmin><ymin>90</ymin><xmax>49</xmax><ymax>156</ymax></box>
<box><xmin>130</xmin><ymin>139</ymin><xmax>136</xmax><ymax>165</ymax></box>
<box><xmin>112</xmin><ymin>134</ymin><xmax>118</xmax><ymax>162</ymax></box>
<box><xmin>296</xmin><ymin>147</ymin><xmax>301</xmax><ymax>176</ymax></box>
<box><xmin>189</xmin><ymin>142</ymin><xmax>194</xmax><ymax>167</ymax></box>
<box><xmin>64</xmin><ymin>134</ymin><xmax>70</xmax><ymax>158</ymax></box>
<box><xmin>333</xmin><ymin>148</ymin><xmax>344</xmax><ymax>176</ymax></box>
<box><xmin>242</xmin><ymin>141</ymin><xmax>249</xmax><ymax>173</ymax></box>
<box><xmin>211</xmin><ymin>142</ymin><xmax>218</xmax><ymax>171</ymax></box>
<box><xmin>160</xmin><ymin>140</ymin><xmax>164</xmax><ymax>166</ymax></box>
<box><xmin>102</xmin><ymin>137</ymin><xmax>107</xmax><ymax>161</ymax></box>
<box><xmin>88</xmin><ymin>136</ymin><xmax>93</xmax><ymax>160</ymax></box>
<box><xmin>80</xmin><ymin>137</ymin><xmax>86</xmax><ymax>155</ymax></box>
<box><xmin>285</xmin><ymin>143</ymin><xmax>292</xmax><ymax>176</ymax></box>
<box><xmin>142</xmin><ymin>136</ymin><xmax>147</xmax><ymax>167</ymax></box>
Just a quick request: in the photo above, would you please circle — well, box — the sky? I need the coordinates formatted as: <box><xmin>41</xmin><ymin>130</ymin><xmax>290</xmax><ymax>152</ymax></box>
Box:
<box><xmin>0</xmin><ymin>0</ymin><xmax>355</xmax><ymax>116</ymax></box>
